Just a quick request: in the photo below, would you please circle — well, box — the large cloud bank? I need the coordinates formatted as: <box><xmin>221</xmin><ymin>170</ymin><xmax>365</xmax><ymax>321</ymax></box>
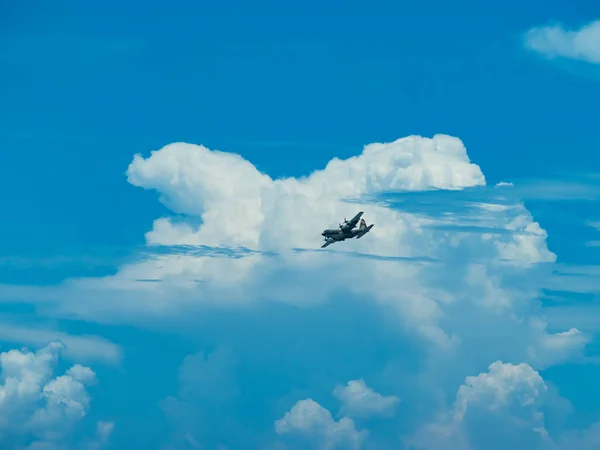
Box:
<box><xmin>4</xmin><ymin>134</ymin><xmax>593</xmax><ymax>448</ymax></box>
<box><xmin>113</xmin><ymin>134</ymin><xmax>570</xmax><ymax>353</ymax></box>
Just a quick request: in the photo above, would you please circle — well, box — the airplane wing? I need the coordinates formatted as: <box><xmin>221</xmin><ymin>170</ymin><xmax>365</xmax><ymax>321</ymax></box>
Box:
<box><xmin>321</xmin><ymin>238</ymin><xmax>336</xmax><ymax>248</ymax></box>
<box><xmin>356</xmin><ymin>224</ymin><xmax>374</xmax><ymax>239</ymax></box>
<box><xmin>343</xmin><ymin>211</ymin><xmax>364</xmax><ymax>230</ymax></box>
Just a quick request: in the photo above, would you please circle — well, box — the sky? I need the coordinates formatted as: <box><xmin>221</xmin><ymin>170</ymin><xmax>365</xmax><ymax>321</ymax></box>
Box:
<box><xmin>1</xmin><ymin>1</ymin><xmax>600</xmax><ymax>449</ymax></box>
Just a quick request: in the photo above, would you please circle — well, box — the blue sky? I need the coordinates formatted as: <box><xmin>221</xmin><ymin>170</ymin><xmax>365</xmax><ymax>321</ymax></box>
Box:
<box><xmin>1</xmin><ymin>1</ymin><xmax>600</xmax><ymax>449</ymax></box>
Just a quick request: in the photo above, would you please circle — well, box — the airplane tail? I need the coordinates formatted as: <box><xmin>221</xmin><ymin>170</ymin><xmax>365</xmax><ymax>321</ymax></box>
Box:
<box><xmin>359</xmin><ymin>218</ymin><xmax>367</xmax><ymax>230</ymax></box>
<box><xmin>356</xmin><ymin>223</ymin><xmax>373</xmax><ymax>239</ymax></box>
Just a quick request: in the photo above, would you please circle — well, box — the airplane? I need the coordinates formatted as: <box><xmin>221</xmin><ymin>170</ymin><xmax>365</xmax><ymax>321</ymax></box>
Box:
<box><xmin>320</xmin><ymin>211</ymin><xmax>374</xmax><ymax>248</ymax></box>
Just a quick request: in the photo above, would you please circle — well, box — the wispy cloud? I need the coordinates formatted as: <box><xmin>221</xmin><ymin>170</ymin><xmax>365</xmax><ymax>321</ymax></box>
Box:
<box><xmin>292</xmin><ymin>247</ymin><xmax>439</xmax><ymax>263</ymax></box>
<box><xmin>142</xmin><ymin>244</ymin><xmax>437</xmax><ymax>263</ymax></box>
<box><xmin>348</xmin><ymin>185</ymin><xmax>547</xmax><ymax>242</ymax></box>
<box><xmin>587</xmin><ymin>221</ymin><xmax>600</xmax><ymax>230</ymax></box>
<box><xmin>525</xmin><ymin>20</ymin><xmax>600</xmax><ymax>64</ymax></box>
<box><xmin>541</xmin><ymin>264</ymin><xmax>600</xmax><ymax>300</ymax></box>
<box><xmin>544</xmin><ymin>303</ymin><xmax>600</xmax><ymax>333</ymax></box>
<box><xmin>586</xmin><ymin>221</ymin><xmax>600</xmax><ymax>247</ymax></box>
<box><xmin>493</xmin><ymin>177</ymin><xmax>600</xmax><ymax>201</ymax></box>
<box><xmin>0</xmin><ymin>321</ymin><xmax>121</xmax><ymax>365</ymax></box>
<box><xmin>0</xmin><ymin>254</ymin><xmax>125</xmax><ymax>270</ymax></box>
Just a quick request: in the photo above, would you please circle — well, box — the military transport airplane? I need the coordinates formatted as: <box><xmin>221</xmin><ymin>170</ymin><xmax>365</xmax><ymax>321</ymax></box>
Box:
<box><xmin>320</xmin><ymin>211</ymin><xmax>374</xmax><ymax>248</ymax></box>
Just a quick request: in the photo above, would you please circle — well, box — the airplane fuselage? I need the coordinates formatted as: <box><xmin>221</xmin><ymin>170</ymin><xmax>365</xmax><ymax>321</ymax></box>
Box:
<box><xmin>321</xmin><ymin>229</ymin><xmax>360</xmax><ymax>240</ymax></box>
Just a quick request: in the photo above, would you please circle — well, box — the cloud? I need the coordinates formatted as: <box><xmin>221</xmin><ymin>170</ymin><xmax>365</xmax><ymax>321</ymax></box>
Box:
<box><xmin>587</xmin><ymin>221</ymin><xmax>600</xmax><ymax>230</ymax></box>
<box><xmin>452</xmin><ymin>361</ymin><xmax>547</xmax><ymax>420</ymax></box>
<box><xmin>585</xmin><ymin>220</ymin><xmax>600</xmax><ymax>247</ymax></box>
<box><xmin>15</xmin><ymin>136</ymin><xmax>561</xmax><ymax>332</ymax></box>
<box><xmin>160</xmin><ymin>347</ymin><xmax>241</xmax><ymax>449</ymax></box>
<box><xmin>541</xmin><ymin>264</ymin><xmax>600</xmax><ymax>298</ymax></box>
<box><xmin>0</xmin><ymin>133</ymin><xmax>594</xmax><ymax>448</ymax></box>
<box><xmin>0</xmin><ymin>322</ymin><xmax>121</xmax><ymax>365</ymax></box>
<box><xmin>80</xmin><ymin>421</ymin><xmax>115</xmax><ymax>450</ymax></box>
<box><xmin>558</xmin><ymin>421</ymin><xmax>600</xmax><ymax>450</ymax></box>
<box><xmin>332</xmin><ymin>379</ymin><xmax>400</xmax><ymax>419</ymax></box>
<box><xmin>0</xmin><ymin>134</ymin><xmax>587</xmax><ymax>380</ymax></box>
<box><xmin>125</xmin><ymin>134</ymin><xmax>486</xmax><ymax>249</ymax></box>
<box><xmin>408</xmin><ymin>361</ymin><xmax>552</xmax><ymax>449</ymax></box>
<box><xmin>274</xmin><ymin>399</ymin><xmax>367</xmax><ymax>449</ymax></box>
<box><xmin>407</xmin><ymin>360</ymin><xmax>600</xmax><ymax>450</ymax></box>
<box><xmin>485</xmin><ymin>176</ymin><xmax>600</xmax><ymax>202</ymax></box>
<box><xmin>525</xmin><ymin>20</ymin><xmax>600</xmax><ymax>64</ymax></box>
<box><xmin>24</xmin><ymin>420</ymin><xmax>114</xmax><ymax>450</ymax></box>
<box><xmin>0</xmin><ymin>341</ymin><xmax>110</xmax><ymax>449</ymax></box>
<box><xmin>525</xmin><ymin>319</ymin><xmax>590</xmax><ymax>369</ymax></box>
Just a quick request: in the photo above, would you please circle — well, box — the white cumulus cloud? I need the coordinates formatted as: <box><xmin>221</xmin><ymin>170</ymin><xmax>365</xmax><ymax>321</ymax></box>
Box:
<box><xmin>126</xmin><ymin>134</ymin><xmax>485</xmax><ymax>250</ymax></box>
<box><xmin>0</xmin><ymin>341</ymin><xmax>110</xmax><ymax>448</ymax></box>
<box><xmin>452</xmin><ymin>361</ymin><xmax>547</xmax><ymax>421</ymax></box>
<box><xmin>333</xmin><ymin>379</ymin><xmax>400</xmax><ymax>419</ymax></box>
<box><xmin>274</xmin><ymin>398</ymin><xmax>367</xmax><ymax>449</ymax></box>
<box><xmin>409</xmin><ymin>361</ymin><xmax>551</xmax><ymax>449</ymax></box>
